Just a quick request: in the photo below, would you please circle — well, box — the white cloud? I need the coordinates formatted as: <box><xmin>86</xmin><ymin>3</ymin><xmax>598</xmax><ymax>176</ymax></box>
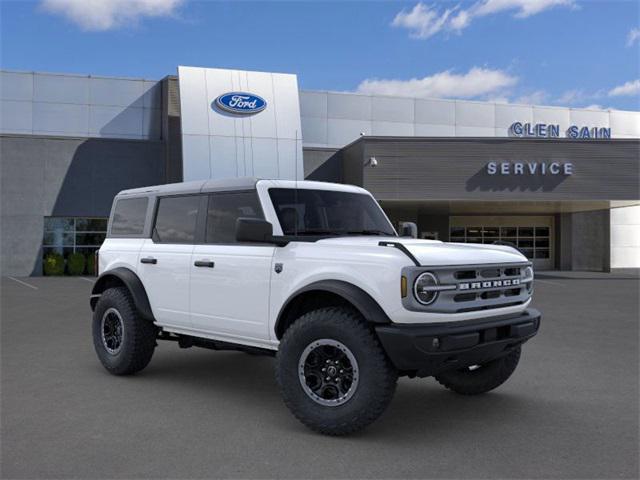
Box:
<box><xmin>583</xmin><ymin>104</ymin><xmax>605</xmax><ymax>110</ymax></box>
<box><xmin>556</xmin><ymin>89</ymin><xmax>587</xmax><ymax>105</ymax></box>
<box><xmin>356</xmin><ymin>67</ymin><xmax>518</xmax><ymax>99</ymax></box>
<box><xmin>515</xmin><ymin>90</ymin><xmax>548</xmax><ymax>105</ymax></box>
<box><xmin>392</xmin><ymin>0</ymin><xmax>576</xmax><ymax>39</ymax></box>
<box><xmin>40</xmin><ymin>0</ymin><xmax>184</xmax><ymax>31</ymax></box>
<box><xmin>627</xmin><ymin>28</ymin><xmax>640</xmax><ymax>47</ymax></box>
<box><xmin>470</xmin><ymin>0</ymin><xmax>576</xmax><ymax>19</ymax></box>
<box><xmin>608</xmin><ymin>79</ymin><xmax>640</xmax><ymax>97</ymax></box>
<box><xmin>391</xmin><ymin>3</ymin><xmax>457</xmax><ymax>39</ymax></box>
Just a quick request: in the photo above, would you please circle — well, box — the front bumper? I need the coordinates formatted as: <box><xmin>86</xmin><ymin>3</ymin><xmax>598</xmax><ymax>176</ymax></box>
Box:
<box><xmin>375</xmin><ymin>308</ymin><xmax>541</xmax><ymax>377</ymax></box>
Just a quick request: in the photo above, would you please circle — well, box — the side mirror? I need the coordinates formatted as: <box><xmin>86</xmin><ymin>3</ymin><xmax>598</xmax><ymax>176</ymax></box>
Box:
<box><xmin>236</xmin><ymin>218</ymin><xmax>274</xmax><ymax>243</ymax></box>
<box><xmin>399</xmin><ymin>222</ymin><xmax>418</xmax><ymax>238</ymax></box>
<box><xmin>236</xmin><ymin>218</ymin><xmax>289</xmax><ymax>246</ymax></box>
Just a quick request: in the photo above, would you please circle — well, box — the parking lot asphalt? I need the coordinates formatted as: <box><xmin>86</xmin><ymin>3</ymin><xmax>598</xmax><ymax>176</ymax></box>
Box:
<box><xmin>1</xmin><ymin>273</ymin><xmax>638</xmax><ymax>479</ymax></box>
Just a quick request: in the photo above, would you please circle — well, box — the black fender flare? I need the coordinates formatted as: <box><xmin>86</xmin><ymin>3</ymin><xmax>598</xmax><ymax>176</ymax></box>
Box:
<box><xmin>275</xmin><ymin>280</ymin><xmax>391</xmax><ymax>338</ymax></box>
<box><xmin>90</xmin><ymin>267</ymin><xmax>154</xmax><ymax>321</ymax></box>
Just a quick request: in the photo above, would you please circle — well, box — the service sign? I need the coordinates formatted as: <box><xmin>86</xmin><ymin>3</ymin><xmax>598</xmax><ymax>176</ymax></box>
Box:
<box><xmin>214</xmin><ymin>92</ymin><xmax>267</xmax><ymax>115</ymax></box>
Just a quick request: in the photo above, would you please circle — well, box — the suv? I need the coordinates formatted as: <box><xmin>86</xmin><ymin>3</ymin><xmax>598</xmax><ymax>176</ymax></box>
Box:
<box><xmin>91</xmin><ymin>178</ymin><xmax>540</xmax><ymax>435</ymax></box>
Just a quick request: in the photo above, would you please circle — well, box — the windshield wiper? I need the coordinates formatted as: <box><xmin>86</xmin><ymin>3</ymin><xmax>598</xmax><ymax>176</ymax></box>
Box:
<box><xmin>290</xmin><ymin>229</ymin><xmax>341</xmax><ymax>236</ymax></box>
<box><xmin>345</xmin><ymin>230</ymin><xmax>392</xmax><ymax>236</ymax></box>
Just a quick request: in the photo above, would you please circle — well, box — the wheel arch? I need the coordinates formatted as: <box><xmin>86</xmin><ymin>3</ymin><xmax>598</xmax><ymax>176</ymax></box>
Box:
<box><xmin>274</xmin><ymin>280</ymin><xmax>391</xmax><ymax>339</ymax></box>
<box><xmin>90</xmin><ymin>267</ymin><xmax>154</xmax><ymax>321</ymax></box>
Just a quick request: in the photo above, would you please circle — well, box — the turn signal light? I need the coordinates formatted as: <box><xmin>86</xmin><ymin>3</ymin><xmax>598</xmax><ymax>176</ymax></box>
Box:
<box><xmin>401</xmin><ymin>276</ymin><xmax>408</xmax><ymax>297</ymax></box>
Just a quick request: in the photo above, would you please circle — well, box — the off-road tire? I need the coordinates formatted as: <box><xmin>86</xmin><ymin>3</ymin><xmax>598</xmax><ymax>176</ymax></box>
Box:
<box><xmin>92</xmin><ymin>287</ymin><xmax>157</xmax><ymax>375</ymax></box>
<box><xmin>434</xmin><ymin>347</ymin><xmax>521</xmax><ymax>395</ymax></box>
<box><xmin>276</xmin><ymin>306</ymin><xmax>398</xmax><ymax>436</ymax></box>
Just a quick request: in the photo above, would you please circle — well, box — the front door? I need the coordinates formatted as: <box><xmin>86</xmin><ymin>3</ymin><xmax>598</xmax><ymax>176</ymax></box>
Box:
<box><xmin>190</xmin><ymin>191</ymin><xmax>275</xmax><ymax>344</ymax></box>
<box><xmin>137</xmin><ymin>195</ymin><xmax>201</xmax><ymax>329</ymax></box>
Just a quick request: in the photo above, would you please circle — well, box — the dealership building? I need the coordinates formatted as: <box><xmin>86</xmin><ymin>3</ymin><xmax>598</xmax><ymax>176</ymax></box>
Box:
<box><xmin>1</xmin><ymin>66</ymin><xmax>639</xmax><ymax>275</ymax></box>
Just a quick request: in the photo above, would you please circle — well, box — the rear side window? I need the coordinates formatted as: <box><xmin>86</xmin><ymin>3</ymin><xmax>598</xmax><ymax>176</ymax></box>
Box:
<box><xmin>206</xmin><ymin>192</ymin><xmax>263</xmax><ymax>244</ymax></box>
<box><xmin>110</xmin><ymin>197</ymin><xmax>148</xmax><ymax>236</ymax></box>
<box><xmin>153</xmin><ymin>195</ymin><xmax>200</xmax><ymax>244</ymax></box>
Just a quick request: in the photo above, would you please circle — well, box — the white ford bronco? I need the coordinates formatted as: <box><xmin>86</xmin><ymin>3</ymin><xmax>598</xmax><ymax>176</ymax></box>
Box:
<box><xmin>91</xmin><ymin>178</ymin><xmax>540</xmax><ymax>435</ymax></box>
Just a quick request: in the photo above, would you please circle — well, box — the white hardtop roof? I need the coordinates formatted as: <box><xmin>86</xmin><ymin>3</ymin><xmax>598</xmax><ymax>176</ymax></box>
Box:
<box><xmin>116</xmin><ymin>178</ymin><xmax>367</xmax><ymax>198</ymax></box>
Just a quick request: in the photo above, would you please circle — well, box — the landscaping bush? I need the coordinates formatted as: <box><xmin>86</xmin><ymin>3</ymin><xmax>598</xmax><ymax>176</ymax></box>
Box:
<box><xmin>86</xmin><ymin>252</ymin><xmax>96</xmax><ymax>275</ymax></box>
<box><xmin>43</xmin><ymin>253</ymin><xmax>65</xmax><ymax>276</ymax></box>
<box><xmin>67</xmin><ymin>252</ymin><xmax>86</xmax><ymax>275</ymax></box>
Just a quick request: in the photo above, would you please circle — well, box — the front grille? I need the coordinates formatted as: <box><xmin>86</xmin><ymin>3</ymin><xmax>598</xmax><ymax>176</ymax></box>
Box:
<box><xmin>403</xmin><ymin>263</ymin><xmax>532</xmax><ymax>314</ymax></box>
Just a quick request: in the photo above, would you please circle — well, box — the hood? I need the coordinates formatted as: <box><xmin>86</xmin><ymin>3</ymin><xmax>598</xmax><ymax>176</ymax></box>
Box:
<box><xmin>316</xmin><ymin>236</ymin><xmax>527</xmax><ymax>266</ymax></box>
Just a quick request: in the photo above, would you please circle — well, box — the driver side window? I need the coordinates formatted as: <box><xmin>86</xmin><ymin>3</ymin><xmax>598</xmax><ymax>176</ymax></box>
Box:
<box><xmin>206</xmin><ymin>191</ymin><xmax>263</xmax><ymax>244</ymax></box>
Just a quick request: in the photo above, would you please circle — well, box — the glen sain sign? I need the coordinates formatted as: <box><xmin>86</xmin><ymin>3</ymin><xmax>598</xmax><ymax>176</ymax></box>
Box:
<box><xmin>510</xmin><ymin>122</ymin><xmax>611</xmax><ymax>139</ymax></box>
<box><xmin>214</xmin><ymin>92</ymin><xmax>266</xmax><ymax>115</ymax></box>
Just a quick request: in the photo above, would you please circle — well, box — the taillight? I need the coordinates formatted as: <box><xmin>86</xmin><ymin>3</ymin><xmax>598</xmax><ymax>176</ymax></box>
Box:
<box><xmin>94</xmin><ymin>250</ymin><xmax>99</xmax><ymax>276</ymax></box>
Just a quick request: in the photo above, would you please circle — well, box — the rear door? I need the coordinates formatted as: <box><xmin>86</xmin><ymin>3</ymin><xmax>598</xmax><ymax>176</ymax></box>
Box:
<box><xmin>190</xmin><ymin>191</ymin><xmax>275</xmax><ymax>343</ymax></box>
<box><xmin>138</xmin><ymin>194</ymin><xmax>202</xmax><ymax>329</ymax></box>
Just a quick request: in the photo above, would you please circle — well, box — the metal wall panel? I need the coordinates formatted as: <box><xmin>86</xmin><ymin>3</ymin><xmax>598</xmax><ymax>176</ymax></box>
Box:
<box><xmin>414</xmin><ymin>123</ymin><xmax>455</xmax><ymax>136</ymax></box>
<box><xmin>342</xmin><ymin>137</ymin><xmax>640</xmax><ymax>202</ymax></box>
<box><xmin>455</xmin><ymin>101</ymin><xmax>495</xmax><ymax>127</ymax></box>
<box><xmin>0</xmin><ymin>135</ymin><xmax>165</xmax><ymax>275</ymax></box>
<box><xmin>34</xmin><ymin>73</ymin><xmax>89</xmax><ymax>104</ymax></box>
<box><xmin>327</xmin><ymin>118</ymin><xmax>371</xmax><ymax>146</ymax></box>
<box><xmin>90</xmin><ymin>77</ymin><xmax>145</xmax><ymax>107</ymax></box>
<box><xmin>495</xmin><ymin>104</ymin><xmax>534</xmax><ymax>128</ymax></box>
<box><xmin>1</xmin><ymin>71</ymin><xmax>33</xmax><ymax>101</ymax></box>
<box><xmin>89</xmin><ymin>105</ymin><xmax>144</xmax><ymax>137</ymax></box>
<box><xmin>372</xmin><ymin>96</ymin><xmax>414</xmax><ymax>123</ymax></box>
<box><xmin>570</xmin><ymin>108</ymin><xmax>609</xmax><ymax>128</ymax></box>
<box><xmin>0</xmin><ymin>100</ymin><xmax>32</xmax><ymax>133</ymax></box>
<box><xmin>300</xmin><ymin>89</ymin><xmax>640</xmax><ymax>147</ymax></box>
<box><xmin>178</xmin><ymin>66</ymin><xmax>303</xmax><ymax>181</ymax></box>
<box><xmin>610</xmin><ymin>110</ymin><xmax>640</xmax><ymax>137</ymax></box>
<box><xmin>1</xmin><ymin>70</ymin><xmax>161</xmax><ymax>140</ymax></box>
<box><xmin>301</xmin><ymin>116</ymin><xmax>328</xmax><ymax>145</ymax></box>
<box><xmin>33</xmin><ymin>102</ymin><xmax>89</xmax><ymax>136</ymax></box>
<box><xmin>181</xmin><ymin>135</ymin><xmax>211</xmax><ymax>179</ymax></box>
<box><xmin>455</xmin><ymin>126</ymin><xmax>495</xmax><ymax>137</ymax></box>
<box><xmin>532</xmin><ymin>106</ymin><xmax>571</xmax><ymax>132</ymax></box>
<box><xmin>299</xmin><ymin>91</ymin><xmax>327</xmax><ymax>118</ymax></box>
<box><xmin>414</xmin><ymin>98</ymin><xmax>455</xmax><ymax>125</ymax></box>
<box><xmin>327</xmin><ymin>93</ymin><xmax>371</xmax><ymax>120</ymax></box>
<box><xmin>372</xmin><ymin>121</ymin><xmax>414</xmax><ymax>136</ymax></box>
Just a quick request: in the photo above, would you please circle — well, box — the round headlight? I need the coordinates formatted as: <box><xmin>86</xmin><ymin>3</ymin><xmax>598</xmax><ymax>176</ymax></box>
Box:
<box><xmin>414</xmin><ymin>272</ymin><xmax>439</xmax><ymax>305</ymax></box>
<box><xmin>523</xmin><ymin>266</ymin><xmax>534</xmax><ymax>293</ymax></box>
<box><xmin>524</xmin><ymin>266</ymin><xmax>534</xmax><ymax>280</ymax></box>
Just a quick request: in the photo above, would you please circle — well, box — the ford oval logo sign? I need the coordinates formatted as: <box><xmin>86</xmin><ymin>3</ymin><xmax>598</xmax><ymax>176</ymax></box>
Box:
<box><xmin>214</xmin><ymin>92</ymin><xmax>266</xmax><ymax>115</ymax></box>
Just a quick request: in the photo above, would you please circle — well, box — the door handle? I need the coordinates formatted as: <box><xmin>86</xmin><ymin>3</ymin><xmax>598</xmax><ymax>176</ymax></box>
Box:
<box><xmin>194</xmin><ymin>260</ymin><xmax>215</xmax><ymax>268</ymax></box>
<box><xmin>140</xmin><ymin>257</ymin><xmax>157</xmax><ymax>264</ymax></box>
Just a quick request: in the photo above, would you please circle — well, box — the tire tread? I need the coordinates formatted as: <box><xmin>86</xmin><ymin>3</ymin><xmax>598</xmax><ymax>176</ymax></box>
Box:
<box><xmin>276</xmin><ymin>306</ymin><xmax>397</xmax><ymax>436</ymax></box>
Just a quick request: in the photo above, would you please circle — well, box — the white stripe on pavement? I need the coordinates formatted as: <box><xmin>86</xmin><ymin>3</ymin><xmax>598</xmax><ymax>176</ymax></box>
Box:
<box><xmin>7</xmin><ymin>276</ymin><xmax>38</xmax><ymax>290</ymax></box>
<box><xmin>535</xmin><ymin>279</ymin><xmax>565</xmax><ymax>287</ymax></box>
<box><xmin>79</xmin><ymin>277</ymin><xmax>95</xmax><ymax>283</ymax></box>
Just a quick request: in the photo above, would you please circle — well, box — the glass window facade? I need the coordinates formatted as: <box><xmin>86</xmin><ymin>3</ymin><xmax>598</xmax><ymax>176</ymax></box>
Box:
<box><xmin>449</xmin><ymin>225</ymin><xmax>551</xmax><ymax>260</ymax></box>
<box><xmin>43</xmin><ymin>217</ymin><xmax>107</xmax><ymax>259</ymax></box>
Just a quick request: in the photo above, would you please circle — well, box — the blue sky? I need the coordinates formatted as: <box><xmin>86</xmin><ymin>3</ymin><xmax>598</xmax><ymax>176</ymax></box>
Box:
<box><xmin>1</xmin><ymin>0</ymin><xmax>639</xmax><ymax>110</ymax></box>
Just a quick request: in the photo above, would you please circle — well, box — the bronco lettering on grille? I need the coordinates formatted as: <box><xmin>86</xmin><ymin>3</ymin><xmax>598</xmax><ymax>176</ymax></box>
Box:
<box><xmin>458</xmin><ymin>279</ymin><xmax>520</xmax><ymax>290</ymax></box>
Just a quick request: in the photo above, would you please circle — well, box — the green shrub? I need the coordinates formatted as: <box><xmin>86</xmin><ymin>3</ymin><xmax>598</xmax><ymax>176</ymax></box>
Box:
<box><xmin>67</xmin><ymin>252</ymin><xmax>86</xmax><ymax>276</ymax></box>
<box><xmin>86</xmin><ymin>252</ymin><xmax>96</xmax><ymax>275</ymax></box>
<box><xmin>43</xmin><ymin>253</ymin><xmax>65</xmax><ymax>276</ymax></box>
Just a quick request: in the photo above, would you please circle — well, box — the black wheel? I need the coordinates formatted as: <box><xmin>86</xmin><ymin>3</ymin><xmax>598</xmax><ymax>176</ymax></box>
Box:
<box><xmin>275</xmin><ymin>306</ymin><xmax>398</xmax><ymax>436</ymax></box>
<box><xmin>92</xmin><ymin>287</ymin><xmax>157</xmax><ymax>375</ymax></box>
<box><xmin>434</xmin><ymin>347</ymin><xmax>521</xmax><ymax>395</ymax></box>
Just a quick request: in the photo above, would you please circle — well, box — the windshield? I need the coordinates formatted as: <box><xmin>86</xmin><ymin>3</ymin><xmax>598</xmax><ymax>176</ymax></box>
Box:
<box><xmin>268</xmin><ymin>188</ymin><xmax>397</xmax><ymax>237</ymax></box>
